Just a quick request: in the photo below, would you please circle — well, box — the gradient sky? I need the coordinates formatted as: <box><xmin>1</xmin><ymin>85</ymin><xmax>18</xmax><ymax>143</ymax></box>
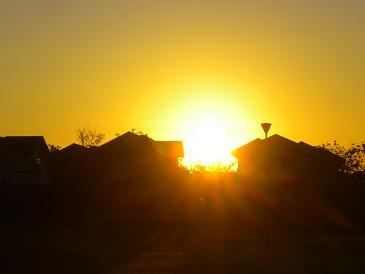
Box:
<box><xmin>1</xmin><ymin>0</ymin><xmax>364</xmax><ymax>147</ymax></box>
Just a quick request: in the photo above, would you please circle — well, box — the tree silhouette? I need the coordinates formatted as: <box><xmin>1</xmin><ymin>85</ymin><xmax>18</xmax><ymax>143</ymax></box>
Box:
<box><xmin>75</xmin><ymin>127</ymin><xmax>105</xmax><ymax>147</ymax></box>
<box><xmin>319</xmin><ymin>141</ymin><xmax>365</xmax><ymax>175</ymax></box>
<box><xmin>48</xmin><ymin>144</ymin><xmax>61</xmax><ymax>154</ymax></box>
<box><xmin>131</xmin><ymin>128</ymin><xmax>149</xmax><ymax>137</ymax></box>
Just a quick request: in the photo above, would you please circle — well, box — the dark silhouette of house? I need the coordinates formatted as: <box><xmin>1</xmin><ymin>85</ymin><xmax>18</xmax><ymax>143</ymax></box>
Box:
<box><xmin>96</xmin><ymin>132</ymin><xmax>184</xmax><ymax>180</ymax></box>
<box><xmin>59</xmin><ymin>131</ymin><xmax>185</xmax><ymax>221</ymax></box>
<box><xmin>153</xmin><ymin>140</ymin><xmax>184</xmax><ymax>165</ymax></box>
<box><xmin>100</xmin><ymin>131</ymin><xmax>156</xmax><ymax>155</ymax></box>
<box><xmin>231</xmin><ymin>134</ymin><xmax>352</xmax><ymax>230</ymax></box>
<box><xmin>99</xmin><ymin>131</ymin><xmax>184</xmax><ymax>165</ymax></box>
<box><xmin>98</xmin><ymin>132</ymin><xmax>160</xmax><ymax>178</ymax></box>
<box><xmin>49</xmin><ymin>143</ymin><xmax>89</xmax><ymax>179</ymax></box>
<box><xmin>0</xmin><ymin>136</ymin><xmax>49</xmax><ymax>199</ymax></box>
<box><xmin>232</xmin><ymin>134</ymin><xmax>344</xmax><ymax>184</ymax></box>
<box><xmin>59</xmin><ymin>143</ymin><xmax>87</xmax><ymax>155</ymax></box>
<box><xmin>51</xmin><ymin>131</ymin><xmax>185</xmax><ymax>186</ymax></box>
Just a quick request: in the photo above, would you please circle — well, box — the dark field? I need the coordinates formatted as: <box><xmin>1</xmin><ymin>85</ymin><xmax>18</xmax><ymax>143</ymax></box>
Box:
<box><xmin>2</xmin><ymin>225</ymin><xmax>365</xmax><ymax>274</ymax></box>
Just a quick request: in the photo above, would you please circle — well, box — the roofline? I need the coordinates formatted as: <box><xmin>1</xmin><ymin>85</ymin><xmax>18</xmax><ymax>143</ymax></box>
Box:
<box><xmin>3</xmin><ymin>135</ymin><xmax>46</xmax><ymax>138</ymax></box>
<box><xmin>154</xmin><ymin>140</ymin><xmax>183</xmax><ymax>143</ymax></box>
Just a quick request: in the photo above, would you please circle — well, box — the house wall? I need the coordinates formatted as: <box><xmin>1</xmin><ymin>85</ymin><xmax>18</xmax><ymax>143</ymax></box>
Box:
<box><xmin>0</xmin><ymin>140</ymin><xmax>49</xmax><ymax>200</ymax></box>
<box><xmin>235</xmin><ymin>147</ymin><xmax>342</xmax><ymax>185</ymax></box>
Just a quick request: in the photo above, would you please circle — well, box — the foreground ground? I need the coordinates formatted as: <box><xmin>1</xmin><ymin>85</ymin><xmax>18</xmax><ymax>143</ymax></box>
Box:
<box><xmin>1</xmin><ymin>225</ymin><xmax>365</xmax><ymax>274</ymax></box>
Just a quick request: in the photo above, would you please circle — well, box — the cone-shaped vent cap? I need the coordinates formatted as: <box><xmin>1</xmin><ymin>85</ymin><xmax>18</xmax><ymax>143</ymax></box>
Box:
<box><xmin>261</xmin><ymin>123</ymin><xmax>271</xmax><ymax>139</ymax></box>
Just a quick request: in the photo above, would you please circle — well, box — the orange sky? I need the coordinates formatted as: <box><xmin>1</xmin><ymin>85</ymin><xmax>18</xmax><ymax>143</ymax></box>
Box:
<box><xmin>1</xmin><ymin>1</ymin><xmax>364</xmax><ymax>148</ymax></box>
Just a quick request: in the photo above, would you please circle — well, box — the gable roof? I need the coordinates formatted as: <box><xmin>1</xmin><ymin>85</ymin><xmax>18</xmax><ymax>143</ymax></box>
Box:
<box><xmin>232</xmin><ymin>134</ymin><xmax>344</xmax><ymax>167</ymax></box>
<box><xmin>297</xmin><ymin>141</ymin><xmax>344</xmax><ymax>165</ymax></box>
<box><xmin>100</xmin><ymin>131</ymin><xmax>153</xmax><ymax>150</ymax></box>
<box><xmin>100</xmin><ymin>132</ymin><xmax>185</xmax><ymax>160</ymax></box>
<box><xmin>99</xmin><ymin>132</ymin><xmax>159</xmax><ymax>160</ymax></box>
<box><xmin>1</xmin><ymin>136</ymin><xmax>49</xmax><ymax>156</ymax></box>
<box><xmin>60</xmin><ymin>143</ymin><xmax>87</xmax><ymax>153</ymax></box>
<box><xmin>232</xmin><ymin>134</ymin><xmax>296</xmax><ymax>157</ymax></box>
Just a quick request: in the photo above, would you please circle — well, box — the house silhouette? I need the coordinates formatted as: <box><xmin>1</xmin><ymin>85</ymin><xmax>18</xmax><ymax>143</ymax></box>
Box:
<box><xmin>0</xmin><ymin>136</ymin><xmax>49</xmax><ymax>199</ymax></box>
<box><xmin>232</xmin><ymin>134</ymin><xmax>344</xmax><ymax>184</ymax></box>
<box><xmin>153</xmin><ymin>141</ymin><xmax>184</xmax><ymax>165</ymax></box>
<box><xmin>51</xmin><ymin>131</ymin><xmax>184</xmax><ymax>185</ymax></box>
<box><xmin>60</xmin><ymin>143</ymin><xmax>87</xmax><ymax>155</ymax></box>
<box><xmin>98</xmin><ymin>131</ymin><xmax>184</xmax><ymax>164</ymax></box>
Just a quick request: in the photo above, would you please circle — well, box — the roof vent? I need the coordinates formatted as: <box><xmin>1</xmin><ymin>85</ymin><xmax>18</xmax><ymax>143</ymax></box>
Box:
<box><xmin>261</xmin><ymin>123</ymin><xmax>271</xmax><ymax>139</ymax></box>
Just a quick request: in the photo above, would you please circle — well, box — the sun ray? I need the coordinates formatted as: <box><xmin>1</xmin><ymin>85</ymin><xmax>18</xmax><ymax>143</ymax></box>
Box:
<box><xmin>180</xmin><ymin>118</ymin><xmax>238</xmax><ymax>172</ymax></box>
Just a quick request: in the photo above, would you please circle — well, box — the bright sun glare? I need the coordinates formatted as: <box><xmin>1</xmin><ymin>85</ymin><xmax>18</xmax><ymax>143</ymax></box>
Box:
<box><xmin>181</xmin><ymin>119</ymin><xmax>238</xmax><ymax>172</ymax></box>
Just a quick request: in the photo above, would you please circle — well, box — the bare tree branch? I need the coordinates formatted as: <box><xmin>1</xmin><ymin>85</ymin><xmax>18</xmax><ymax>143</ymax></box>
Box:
<box><xmin>75</xmin><ymin>127</ymin><xmax>105</xmax><ymax>148</ymax></box>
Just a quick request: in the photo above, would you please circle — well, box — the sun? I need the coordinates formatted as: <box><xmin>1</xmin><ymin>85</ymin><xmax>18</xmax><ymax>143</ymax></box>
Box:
<box><xmin>172</xmin><ymin>84</ymin><xmax>249</xmax><ymax>172</ymax></box>
<box><xmin>181</xmin><ymin>119</ymin><xmax>238</xmax><ymax>172</ymax></box>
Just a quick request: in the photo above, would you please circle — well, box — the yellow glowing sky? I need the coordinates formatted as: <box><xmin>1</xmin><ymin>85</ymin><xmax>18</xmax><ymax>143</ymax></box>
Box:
<box><xmin>1</xmin><ymin>1</ymin><xmax>364</xmax><ymax>151</ymax></box>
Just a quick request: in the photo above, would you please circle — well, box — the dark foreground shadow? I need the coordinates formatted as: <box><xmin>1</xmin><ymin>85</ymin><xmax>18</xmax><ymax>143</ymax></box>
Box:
<box><xmin>2</xmin><ymin>224</ymin><xmax>365</xmax><ymax>274</ymax></box>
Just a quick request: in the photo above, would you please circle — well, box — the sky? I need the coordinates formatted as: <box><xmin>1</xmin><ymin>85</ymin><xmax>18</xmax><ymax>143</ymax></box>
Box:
<box><xmin>1</xmin><ymin>0</ymin><xmax>364</xmax><ymax>148</ymax></box>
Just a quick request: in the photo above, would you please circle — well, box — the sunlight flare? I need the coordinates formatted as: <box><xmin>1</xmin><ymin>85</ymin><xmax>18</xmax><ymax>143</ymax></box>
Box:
<box><xmin>181</xmin><ymin>118</ymin><xmax>238</xmax><ymax>172</ymax></box>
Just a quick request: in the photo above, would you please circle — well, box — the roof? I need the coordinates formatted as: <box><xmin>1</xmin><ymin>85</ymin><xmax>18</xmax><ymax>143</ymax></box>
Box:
<box><xmin>60</xmin><ymin>143</ymin><xmax>87</xmax><ymax>153</ymax></box>
<box><xmin>100</xmin><ymin>132</ymin><xmax>185</xmax><ymax>160</ymax></box>
<box><xmin>297</xmin><ymin>141</ymin><xmax>344</xmax><ymax>165</ymax></box>
<box><xmin>99</xmin><ymin>131</ymin><xmax>158</xmax><ymax>159</ymax></box>
<box><xmin>100</xmin><ymin>131</ymin><xmax>153</xmax><ymax>150</ymax></box>
<box><xmin>232</xmin><ymin>134</ymin><xmax>297</xmax><ymax>156</ymax></box>
<box><xmin>153</xmin><ymin>141</ymin><xmax>184</xmax><ymax>158</ymax></box>
<box><xmin>0</xmin><ymin>136</ymin><xmax>49</xmax><ymax>156</ymax></box>
<box><xmin>232</xmin><ymin>134</ymin><xmax>344</xmax><ymax>167</ymax></box>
